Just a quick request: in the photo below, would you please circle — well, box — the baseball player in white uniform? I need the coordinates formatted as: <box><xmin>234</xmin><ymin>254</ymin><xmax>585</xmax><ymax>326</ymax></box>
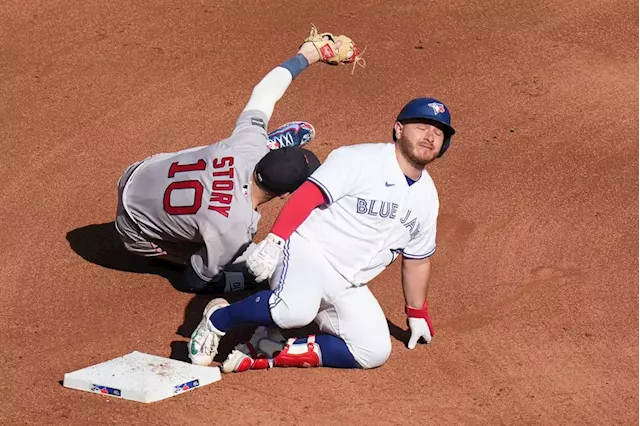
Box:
<box><xmin>188</xmin><ymin>97</ymin><xmax>456</xmax><ymax>371</ymax></box>
<box><xmin>115</xmin><ymin>43</ymin><xmax>325</xmax><ymax>294</ymax></box>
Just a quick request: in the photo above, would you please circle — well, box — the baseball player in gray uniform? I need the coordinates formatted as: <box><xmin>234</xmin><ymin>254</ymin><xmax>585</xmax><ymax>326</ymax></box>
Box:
<box><xmin>115</xmin><ymin>42</ymin><xmax>325</xmax><ymax>294</ymax></box>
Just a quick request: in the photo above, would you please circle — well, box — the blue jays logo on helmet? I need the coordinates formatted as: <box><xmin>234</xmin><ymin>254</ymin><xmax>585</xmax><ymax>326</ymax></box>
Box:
<box><xmin>427</xmin><ymin>102</ymin><xmax>446</xmax><ymax>115</ymax></box>
<box><xmin>394</xmin><ymin>97</ymin><xmax>456</xmax><ymax>157</ymax></box>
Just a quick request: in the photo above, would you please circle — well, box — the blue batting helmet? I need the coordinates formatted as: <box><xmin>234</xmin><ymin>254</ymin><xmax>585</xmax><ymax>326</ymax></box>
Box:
<box><xmin>393</xmin><ymin>97</ymin><xmax>456</xmax><ymax>157</ymax></box>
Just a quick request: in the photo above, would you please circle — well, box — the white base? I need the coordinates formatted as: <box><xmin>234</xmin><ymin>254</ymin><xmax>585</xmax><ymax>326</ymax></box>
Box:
<box><xmin>63</xmin><ymin>351</ymin><xmax>221</xmax><ymax>403</ymax></box>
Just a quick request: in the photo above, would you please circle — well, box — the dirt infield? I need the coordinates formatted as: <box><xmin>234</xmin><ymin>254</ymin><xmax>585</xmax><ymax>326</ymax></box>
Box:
<box><xmin>1</xmin><ymin>0</ymin><xmax>638</xmax><ymax>424</ymax></box>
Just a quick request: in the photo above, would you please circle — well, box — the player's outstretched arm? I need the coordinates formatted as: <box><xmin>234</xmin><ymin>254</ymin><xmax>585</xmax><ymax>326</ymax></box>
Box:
<box><xmin>235</xmin><ymin>40</ymin><xmax>324</xmax><ymax>132</ymax></box>
<box><xmin>401</xmin><ymin>256</ymin><xmax>435</xmax><ymax>349</ymax></box>
<box><xmin>233</xmin><ymin>25</ymin><xmax>359</xmax><ymax>135</ymax></box>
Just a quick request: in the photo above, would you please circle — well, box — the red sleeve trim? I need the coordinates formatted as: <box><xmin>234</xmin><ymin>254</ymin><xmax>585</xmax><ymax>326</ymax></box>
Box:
<box><xmin>271</xmin><ymin>180</ymin><xmax>327</xmax><ymax>240</ymax></box>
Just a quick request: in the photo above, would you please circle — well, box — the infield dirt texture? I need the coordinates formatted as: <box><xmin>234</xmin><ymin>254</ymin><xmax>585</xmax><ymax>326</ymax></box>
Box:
<box><xmin>1</xmin><ymin>0</ymin><xmax>637</xmax><ymax>424</ymax></box>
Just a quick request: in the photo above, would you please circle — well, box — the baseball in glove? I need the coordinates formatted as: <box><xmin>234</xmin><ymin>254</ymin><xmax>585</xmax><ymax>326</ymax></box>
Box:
<box><xmin>304</xmin><ymin>24</ymin><xmax>366</xmax><ymax>74</ymax></box>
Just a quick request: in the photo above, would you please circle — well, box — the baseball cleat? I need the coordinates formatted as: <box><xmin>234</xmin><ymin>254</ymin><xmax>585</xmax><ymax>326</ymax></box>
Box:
<box><xmin>188</xmin><ymin>298</ymin><xmax>229</xmax><ymax>366</ymax></box>
<box><xmin>267</xmin><ymin>121</ymin><xmax>316</xmax><ymax>150</ymax></box>
<box><xmin>221</xmin><ymin>326</ymin><xmax>286</xmax><ymax>373</ymax></box>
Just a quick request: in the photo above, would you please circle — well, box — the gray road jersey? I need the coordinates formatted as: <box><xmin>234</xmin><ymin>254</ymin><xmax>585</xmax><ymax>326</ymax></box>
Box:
<box><xmin>121</xmin><ymin>110</ymin><xmax>270</xmax><ymax>280</ymax></box>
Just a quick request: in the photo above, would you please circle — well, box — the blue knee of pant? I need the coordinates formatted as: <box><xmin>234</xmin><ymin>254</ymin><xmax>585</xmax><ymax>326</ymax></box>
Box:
<box><xmin>314</xmin><ymin>335</ymin><xmax>361</xmax><ymax>369</ymax></box>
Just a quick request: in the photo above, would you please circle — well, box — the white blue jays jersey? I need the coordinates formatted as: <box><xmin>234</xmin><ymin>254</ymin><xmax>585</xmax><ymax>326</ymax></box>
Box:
<box><xmin>298</xmin><ymin>143</ymin><xmax>439</xmax><ymax>285</ymax></box>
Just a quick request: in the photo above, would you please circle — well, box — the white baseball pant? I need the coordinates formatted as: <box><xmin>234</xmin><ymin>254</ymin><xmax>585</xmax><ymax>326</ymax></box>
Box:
<box><xmin>268</xmin><ymin>232</ymin><xmax>392</xmax><ymax>369</ymax></box>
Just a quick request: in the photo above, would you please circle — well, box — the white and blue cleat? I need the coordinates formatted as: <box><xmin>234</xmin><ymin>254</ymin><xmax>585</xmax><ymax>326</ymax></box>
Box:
<box><xmin>267</xmin><ymin>121</ymin><xmax>316</xmax><ymax>150</ymax></box>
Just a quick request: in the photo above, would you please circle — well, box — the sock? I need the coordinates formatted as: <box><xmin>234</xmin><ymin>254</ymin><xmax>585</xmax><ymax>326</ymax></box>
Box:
<box><xmin>295</xmin><ymin>334</ymin><xmax>361</xmax><ymax>369</ymax></box>
<box><xmin>209</xmin><ymin>290</ymin><xmax>275</xmax><ymax>333</ymax></box>
<box><xmin>278</xmin><ymin>54</ymin><xmax>309</xmax><ymax>78</ymax></box>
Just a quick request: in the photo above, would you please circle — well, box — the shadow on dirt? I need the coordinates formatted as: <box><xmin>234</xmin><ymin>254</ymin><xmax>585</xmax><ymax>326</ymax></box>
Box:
<box><xmin>387</xmin><ymin>319</ymin><xmax>410</xmax><ymax>347</ymax></box>
<box><xmin>66</xmin><ymin>221</ymin><xmax>189</xmax><ymax>292</ymax></box>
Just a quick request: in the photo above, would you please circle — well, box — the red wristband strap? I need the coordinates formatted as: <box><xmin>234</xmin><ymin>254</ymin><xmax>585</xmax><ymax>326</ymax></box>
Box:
<box><xmin>405</xmin><ymin>301</ymin><xmax>429</xmax><ymax>318</ymax></box>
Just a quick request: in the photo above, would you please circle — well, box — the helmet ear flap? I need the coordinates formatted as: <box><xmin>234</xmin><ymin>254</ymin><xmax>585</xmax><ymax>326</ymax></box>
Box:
<box><xmin>438</xmin><ymin>136</ymin><xmax>451</xmax><ymax>157</ymax></box>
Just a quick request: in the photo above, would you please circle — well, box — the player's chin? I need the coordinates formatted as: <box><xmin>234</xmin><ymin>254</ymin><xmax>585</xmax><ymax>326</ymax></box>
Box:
<box><xmin>415</xmin><ymin>149</ymin><xmax>438</xmax><ymax>164</ymax></box>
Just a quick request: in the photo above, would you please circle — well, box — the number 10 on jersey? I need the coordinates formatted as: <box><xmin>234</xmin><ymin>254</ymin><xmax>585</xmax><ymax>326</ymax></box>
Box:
<box><xmin>163</xmin><ymin>157</ymin><xmax>235</xmax><ymax>217</ymax></box>
<box><xmin>163</xmin><ymin>159</ymin><xmax>206</xmax><ymax>215</ymax></box>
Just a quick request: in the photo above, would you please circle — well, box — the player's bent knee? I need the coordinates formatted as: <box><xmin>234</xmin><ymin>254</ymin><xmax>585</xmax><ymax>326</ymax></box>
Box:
<box><xmin>352</xmin><ymin>337</ymin><xmax>392</xmax><ymax>369</ymax></box>
<box><xmin>269</xmin><ymin>298</ymin><xmax>317</xmax><ymax>330</ymax></box>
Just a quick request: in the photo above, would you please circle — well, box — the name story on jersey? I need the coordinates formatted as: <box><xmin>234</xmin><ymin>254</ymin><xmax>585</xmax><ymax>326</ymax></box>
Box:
<box><xmin>208</xmin><ymin>156</ymin><xmax>235</xmax><ymax>217</ymax></box>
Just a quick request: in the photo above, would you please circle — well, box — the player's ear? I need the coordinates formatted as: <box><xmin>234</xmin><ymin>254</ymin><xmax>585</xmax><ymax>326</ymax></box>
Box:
<box><xmin>394</xmin><ymin>121</ymin><xmax>403</xmax><ymax>140</ymax></box>
<box><xmin>279</xmin><ymin>192</ymin><xmax>291</xmax><ymax>200</ymax></box>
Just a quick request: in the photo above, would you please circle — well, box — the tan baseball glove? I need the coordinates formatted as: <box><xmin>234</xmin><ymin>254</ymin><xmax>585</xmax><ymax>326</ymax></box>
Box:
<box><xmin>304</xmin><ymin>24</ymin><xmax>366</xmax><ymax>74</ymax></box>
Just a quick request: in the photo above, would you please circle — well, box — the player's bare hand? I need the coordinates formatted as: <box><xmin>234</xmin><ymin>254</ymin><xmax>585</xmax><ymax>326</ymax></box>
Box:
<box><xmin>246</xmin><ymin>233</ymin><xmax>286</xmax><ymax>282</ymax></box>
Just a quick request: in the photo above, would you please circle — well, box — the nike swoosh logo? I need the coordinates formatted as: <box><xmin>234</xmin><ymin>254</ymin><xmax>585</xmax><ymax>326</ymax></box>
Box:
<box><xmin>385</xmin><ymin>182</ymin><xmax>395</xmax><ymax>187</ymax></box>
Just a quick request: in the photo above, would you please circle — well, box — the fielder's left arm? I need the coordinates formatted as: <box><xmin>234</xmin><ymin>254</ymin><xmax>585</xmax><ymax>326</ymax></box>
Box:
<box><xmin>232</xmin><ymin>26</ymin><xmax>349</xmax><ymax>141</ymax></box>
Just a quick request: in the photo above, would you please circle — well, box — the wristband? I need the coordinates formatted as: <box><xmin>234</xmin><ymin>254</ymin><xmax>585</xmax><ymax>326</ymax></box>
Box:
<box><xmin>405</xmin><ymin>301</ymin><xmax>429</xmax><ymax>318</ymax></box>
<box><xmin>279</xmin><ymin>54</ymin><xmax>309</xmax><ymax>79</ymax></box>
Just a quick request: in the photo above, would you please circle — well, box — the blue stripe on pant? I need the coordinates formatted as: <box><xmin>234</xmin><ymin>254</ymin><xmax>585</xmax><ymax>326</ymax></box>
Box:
<box><xmin>269</xmin><ymin>239</ymin><xmax>290</xmax><ymax>310</ymax></box>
